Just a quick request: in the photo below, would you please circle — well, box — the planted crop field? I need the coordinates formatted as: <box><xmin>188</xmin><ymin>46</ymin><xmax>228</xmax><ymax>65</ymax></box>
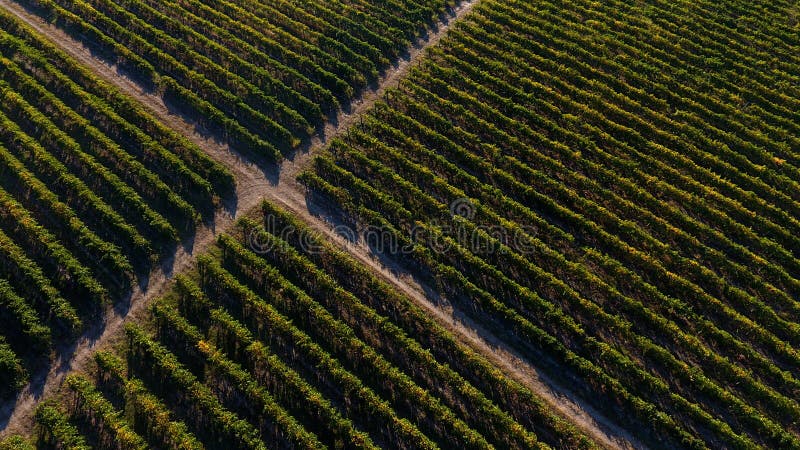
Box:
<box><xmin>1</xmin><ymin>0</ymin><xmax>799</xmax><ymax>446</ymax></box>
<box><xmin>0</xmin><ymin>9</ymin><xmax>233</xmax><ymax>398</ymax></box>
<box><xmin>0</xmin><ymin>0</ymin><xmax>464</xmax><ymax>411</ymax></box>
<box><xmin>16</xmin><ymin>202</ymin><xmax>596</xmax><ymax>450</ymax></box>
<box><xmin>301</xmin><ymin>0</ymin><xmax>800</xmax><ymax>447</ymax></box>
<box><xmin>24</xmin><ymin>0</ymin><xmax>458</xmax><ymax>159</ymax></box>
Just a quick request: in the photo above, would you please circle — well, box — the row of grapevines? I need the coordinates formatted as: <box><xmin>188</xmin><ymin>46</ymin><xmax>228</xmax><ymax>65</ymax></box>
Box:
<box><xmin>0</xmin><ymin>11</ymin><xmax>233</xmax><ymax>194</ymax></box>
<box><xmin>25</xmin><ymin>0</ymin><xmax>457</xmax><ymax>159</ymax></box>
<box><xmin>253</xmin><ymin>201</ymin><xmax>596</xmax><ymax>448</ymax></box>
<box><xmin>312</xmin><ymin>108</ymin><xmax>798</xmax><ymax>448</ymax></box>
<box><xmin>302</xmin><ymin>0</ymin><xmax>800</xmax><ymax>446</ymax></box>
<box><xmin>19</xmin><ymin>202</ymin><xmax>600</xmax><ymax>449</ymax></box>
<box><xmin>0</xmin><ymin>9</ymin><xmax>231</xmax><ymax>400</ymax></box>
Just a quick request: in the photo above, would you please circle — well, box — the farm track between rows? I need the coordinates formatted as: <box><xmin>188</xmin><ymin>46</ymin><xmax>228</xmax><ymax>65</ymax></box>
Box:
<box><xmin>0</xmin><ymin>0</ymin><xmax>639</xmax><ymax>447</ymax></box>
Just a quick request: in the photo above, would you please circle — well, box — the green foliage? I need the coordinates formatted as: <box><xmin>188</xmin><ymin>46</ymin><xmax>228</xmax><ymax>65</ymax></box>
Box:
<box><xmin>65</xmin><ymin>374</ymin><xmax>149</xmax><ymax>450</ymax></box>
<box><xmin>0</xmin><ymin>436</ymin><xmax>35</xmax><ymax>450</ymax></box>
<box><xmin>0</xmin><ymin>336</ymin><xmax>26</xmax><ymax>395</ymax></box>
<box><xmin>0</xmin><ymin>7</ymin><xmax>230</xmax><ymax>400</ymax></box>
<box><xmin>26</xmin><ymin>0</ymin><xmax>455</xmax><ymax>157</ymax></box>
<box><xmin>301</xmin><ymin>0</ymin><xmax>800</xmax><ymax>447</ymax></box>
<box><xmin>35</xmin><ymin>403</ymin><xmax>91</xmax><ymax>450</ymax></box>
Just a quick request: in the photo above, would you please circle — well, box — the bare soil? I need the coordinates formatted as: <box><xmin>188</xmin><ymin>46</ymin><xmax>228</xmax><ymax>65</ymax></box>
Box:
<box><xmin>0</xmin><ymin>0</ymin><xmax>641</xmax><ymax>447</ymax></box>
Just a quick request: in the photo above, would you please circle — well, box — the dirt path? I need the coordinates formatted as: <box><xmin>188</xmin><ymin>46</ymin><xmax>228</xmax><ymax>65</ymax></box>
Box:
<box><xmin>0</xmin><ymin>0</ymin><xmax>640</xmax><ymax>448</ymax></box>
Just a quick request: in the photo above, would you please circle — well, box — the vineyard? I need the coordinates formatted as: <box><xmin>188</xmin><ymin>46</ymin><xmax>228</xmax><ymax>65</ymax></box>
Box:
<box><xmin>0</xmin><ymin>0</ymin><xmax>462</xmax><ymax>407</ymax></box>
<box><xmin>0</xmin><ymin>9</ymin><xmax>233</xmax><ymax>399</ymax></box>
<box><xmin>0</xmin><ymin>0</ymin><xmax>799</xmax><ymax>447</ymax></box>
<box><xmin>24</xmin><ymin>0</ymin><xmax>458</xmax><ymax>159</ymax></box>
<box><xmin>9</xmin><ymin>202</ymin><xmax>597</xmax><ymax>450</ymax></box>
<box><xmin>300</xmin><ymin>0</ymin><xmax>800</xmax><ymax>447</ymax></box>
